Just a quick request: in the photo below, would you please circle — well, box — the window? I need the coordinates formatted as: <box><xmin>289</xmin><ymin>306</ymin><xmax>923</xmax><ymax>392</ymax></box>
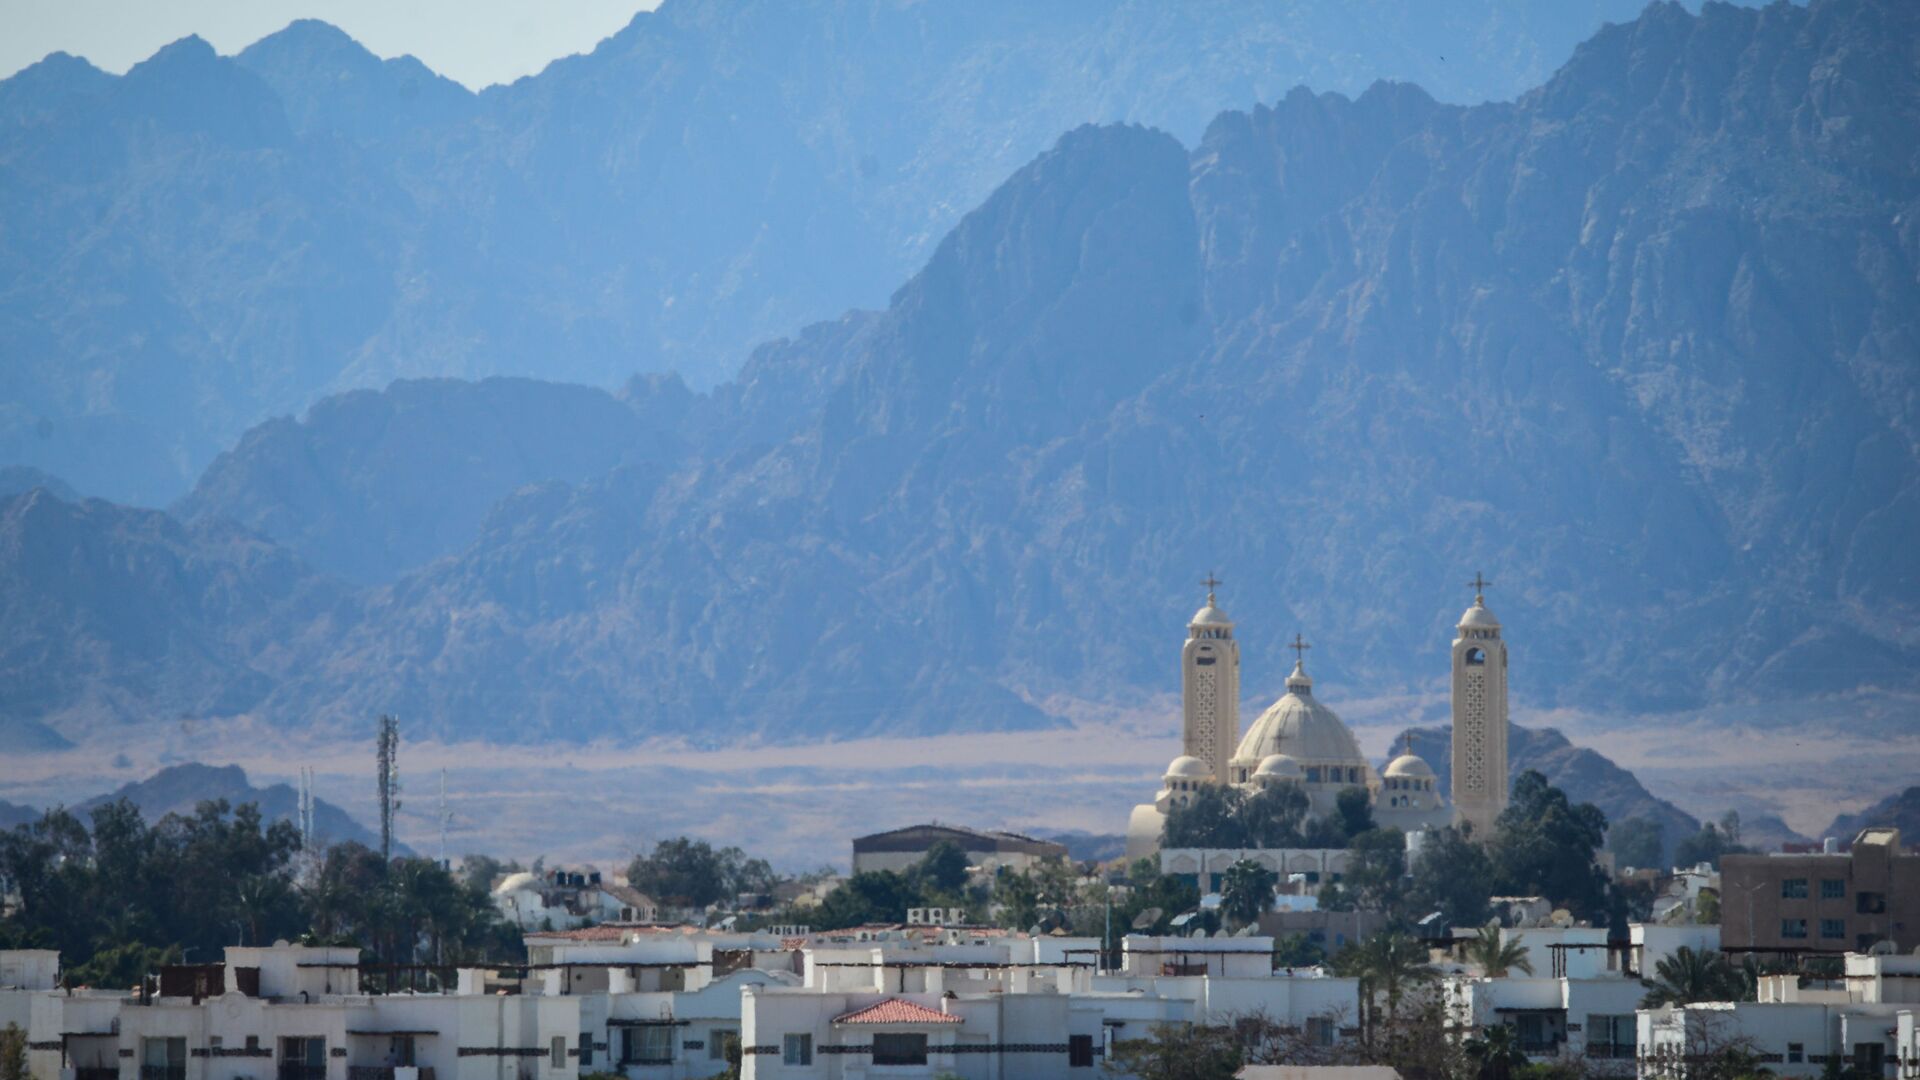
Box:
<box><xmin>622</xmin><ymin>1027</ymin><xmax>673</xmax><ymax>1065</ymax></box>
<box><xmin>279</xmin><ymin>1037</ymin><xmax>325</xmax><ymax>1080</ymax></box>
<box><xmin>389</xmin><ymin>1037</ymin><xmax>416</xmax><ymax>1068</ymax></box>
<box><xmin>1788</xmin><ymin>1043</ymin><xmax>1804</xmax><ymax>1063</ymax></box>
<box><xmin>1069</xmin><ymin>1034</ymin><xmax>1094</xmax><ymax>1068</ymax></box>
<box><xmin>551</xmin><ymin>1036</ymin><xmax>564</xmax><ymax>1066</ymax></box>
<box><xmin>871</xmin><ymin>1033</ymin><xmax>928</xmax><ymax>1066</ymax></box>
<box><xmin>1780</xmin><ymin>918</ymin><xmax>1809</xmax><ymax>939</ymax></box>
<box><xmin>1821</xmin><ymin>878</ymin><xmax>1845</xmax><ymax>900</ymax></box>
<box><xmin>1586</xmin><ymin>1015</ymin><xmax>1634</xmax><ymax>1059</ymax></box>
<box><xmin>1466</xmin><ymin>647</ymin><xmax>1486</xmax><ymax>666</ymax></box>
<box><xmin>1858</xmin><ymin>891</ymin><xmax>1886</xmax><ymax>914</ymax></box>
<box><xmin>1306</xmin><ymin>1017</ymin><xmax>1335</xmax><ymax>1048</ymax></box>
<box><xmin>782</xmin><ymin>1034</ymin><xmax>812</xmax><ymax>1066</ymax></box>
<box><xmin>707</xmin><ymin>1029</ymin><xmax>737</xmax><ymax>1062</ymax></box>
<box><xmin>1782</xmin><ymin>878</ymin><xmax>1809</xmax><ymax>899</ymax></box>
<box><xmin>142</xmin><ymin>1037</ymin><xmax>186</xmax><ymax>1080</ymax></box>
<box><xmin>1821</xmin><ymin>918</ymin><xmax>1846</xmax><ymax>939</ymax></box>
<box><xmin>577</xmin><ymin>1032</ymin><xmax>592</xmax><ymax>1068</ymax></box>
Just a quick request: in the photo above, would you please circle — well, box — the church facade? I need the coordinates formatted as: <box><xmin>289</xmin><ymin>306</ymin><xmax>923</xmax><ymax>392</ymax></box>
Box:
<box><xmin>1124</xmin><ymin>580</ymin><xmax>1509</xmax><ymax>860</ymax></box>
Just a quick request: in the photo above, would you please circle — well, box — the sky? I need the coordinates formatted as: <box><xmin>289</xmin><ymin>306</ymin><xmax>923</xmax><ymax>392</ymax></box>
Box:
<box><xmin>0</xmin><ymin>0</ymin><xmax>661</xmax><ymax>89</ymax></box>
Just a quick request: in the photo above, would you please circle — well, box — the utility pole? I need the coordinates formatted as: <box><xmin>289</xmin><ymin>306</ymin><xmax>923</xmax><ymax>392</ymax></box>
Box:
<box><xmin>297</xmin><ymin>766</ymin><xmax>317</xmax><ymax>881</ymax></box>
<box><xmin>437</xmin><ymin>768</ymin><xmax>452</xmax><ymax>870</ymax></box>
<box><xmin>376</xmin><ymin>715</ymin><xmax>400</xmax><ymax>862</ymax></box>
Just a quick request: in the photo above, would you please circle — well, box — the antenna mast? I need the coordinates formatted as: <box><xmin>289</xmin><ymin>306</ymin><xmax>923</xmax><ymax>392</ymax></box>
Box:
<box><xmin>376</xmin><ymin>715</ymin><xmax>401</xmax><ymax>861</ymax></box>
<box><xmin>437</xmin><ymin>768</ymin><xmax>452</xmax><ymax>869</ymax></box>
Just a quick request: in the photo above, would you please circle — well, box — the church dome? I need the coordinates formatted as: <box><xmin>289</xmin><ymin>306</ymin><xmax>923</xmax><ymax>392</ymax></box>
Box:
<box><xmin>1384</xmin><ymin>752</ymin><xmax>1434</xmax><ymax>779</ymax></box>
<box><xmin>1190</xmin><ymin>601</ymin><xmax>1232</xmax><ymax>627</ymax></box>
<box><xmin>1165</xmin><ymin>755</ymin><xmax>1210</xmax><ymax>779</ymax></box>
<box><xmin>1231</xmin><ymin>662</ymin><xmax>1368</xmax><ymax>770</ymax></box>
<box><xmin>1253</xmin><ymin>754</ymin><xmax>1303</xmax><ymax>780</ymax></box>
<box><xmin>1459</xmin><ymin>599</ymin><xmax>1500</xmax><ymax>629</ymax></box>
<box><xmin>494</xmin><ymin>871</ymin><xmax>539</xmax><ymax>896</ymax></box>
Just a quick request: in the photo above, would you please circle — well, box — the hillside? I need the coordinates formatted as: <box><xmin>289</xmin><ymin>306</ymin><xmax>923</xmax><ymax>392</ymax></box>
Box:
<box><xmin>73</xmin><ymin>763</ymin><xmax>386</xmax><ymax>850</ymax></box>
<box><xmin>0</xmin><ymin>0</ymin><xmax>1726</xmax><ymax>505</ymax></box>
<box><xmin>1394</xmin><ymin>725</ymin><xmax>1702</xmax><ymax>865</ymax></box>
<box><xmin>5</xmin><ymin>0</ymin><xmax>1917</xmax><ymax>749</ymax></box>
<box><xmin>1827</xmin><ymin>786</ymin><xmax>1920</xmax><ymax>842</ymax></box>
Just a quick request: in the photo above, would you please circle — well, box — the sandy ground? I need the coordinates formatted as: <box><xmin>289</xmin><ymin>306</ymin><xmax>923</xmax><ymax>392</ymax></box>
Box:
<box><xmin>3</xmin><ymin>687</ymin><xmax>1914</xmax><ymax>870</ymax></box>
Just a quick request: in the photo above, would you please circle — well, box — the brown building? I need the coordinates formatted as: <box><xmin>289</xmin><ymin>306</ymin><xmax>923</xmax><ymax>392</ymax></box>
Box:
<box><xmin>1721</xmin><ymin>827</ymin><xmax>1918</xmax><ymax>954</ymax></box>
<box><xmin>850</xmin><ymin>823</ymin><xmax>1068</xmax><ymax>876</ymax></box>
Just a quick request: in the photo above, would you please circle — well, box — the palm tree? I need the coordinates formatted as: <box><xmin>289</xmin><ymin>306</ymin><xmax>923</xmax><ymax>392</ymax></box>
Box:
<box><xmin>1641</xmin><ymin>945</ymin><xmax>1742</xmax><ymax>1007</ymax></box>
<box><xmin>1465</xmin><ymin>1023</ymin><xmax>1528</xmax><ymax>1080</ymax></box>
<box><xmin>1464</xmin><ymin>925</ymin><xmax>1534</xmax><ymax>977</ymax></box>
<box><xmin>1332</xmin><ymin>932</ymin><xmax>1437</xmax><ymax>1045</ymax></box>
<box><xmin>1220</xmin><ymin>859</ymin><xmax>1278</xmax><ymax>929</ymax></box>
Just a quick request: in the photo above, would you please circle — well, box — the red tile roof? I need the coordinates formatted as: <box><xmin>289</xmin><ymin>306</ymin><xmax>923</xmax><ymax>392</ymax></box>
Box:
<box><xmin>831</xmin><ymin>998</ymin><xmax>961</xmax><ymax>1025</ymax></box>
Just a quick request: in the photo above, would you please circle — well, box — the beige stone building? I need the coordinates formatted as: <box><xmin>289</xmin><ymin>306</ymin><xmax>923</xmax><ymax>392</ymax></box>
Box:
<box><xmin>1126</xmin><ymin>579</ymin><xmax>1505</xmax><ymax>859</ymax></box>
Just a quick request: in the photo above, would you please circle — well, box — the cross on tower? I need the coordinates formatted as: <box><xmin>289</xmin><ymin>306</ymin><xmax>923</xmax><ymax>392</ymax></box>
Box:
<box><xmin>1288</xmin><ymin>633</ymin><xmax>1311</xmax><ymax>661</ymax></box>
<box><xmin>1201</xmin><ymin>571</ymin><xmax>1222</xmax><ymax>602</ymax></box>
<box><xmin>1468</xmin><ymin>571</ymin><xmax>1493</xmax><ymax>601</ymax></box>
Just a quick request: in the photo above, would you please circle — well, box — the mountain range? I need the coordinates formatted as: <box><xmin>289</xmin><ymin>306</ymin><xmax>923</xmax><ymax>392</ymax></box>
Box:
<box><xmin>2</xmin><ymin>0</ymin><xmax>1916</xmax><ymax>759</ymax></box>
<box><xmin>0</xmin><ymin>763</ymin><xmax>383</xmax><ymax>849</ymax></box>
<box><xmin>1</xmin><ymin>0</ymin><xmax>1734</xmax><ymax>506</ymax></box>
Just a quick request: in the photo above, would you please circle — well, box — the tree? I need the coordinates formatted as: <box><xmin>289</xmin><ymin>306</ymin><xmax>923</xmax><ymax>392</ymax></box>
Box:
<box><xmin>1464</xmin><ymin>1023</ymin><xmax>1528</xmax><ymax>1080</ymax></box>
<box><xmin>1341</xmin><ymin>829</ymin><xmax>1407</xmax><ymax>915</ymax></box>
<box><xmin>1105</xmin><ymin>1023</ymin><xmax>1242</xmax><ymax>1080</ymax></box>
<box><xmin>1463</xmin><ymin>926</ymin><xmax>1533</xmax><ymax>977</ymax></box>
<box><xmin>1220</xmin><ymin>860</ymin><xmax>1278</xmax><ymax>929</ymax></box>
<box><xmin>1272</xmin><ymin>933</ymin><xmax>1326</xmax><ymax>969</ymax></box>
<box><xmin>1641</xmin><ymin>945</ymin><xmax>1744</xmax><ymax>1007</ymax></box>
<box><xmin>1694</xmin><ymin>889</ymin><xmax>1721</xmax><ymax>925</ymax></box>
<box><xmin>1488</xmin><ymin>771</ymin><xmax>1610</xmax><ymax>919</ymax></box>
<box><xmin>1335</xmin><ymin>787</ymin><xmax>1375</xmax><ymax>842</ymax></box>
<box><xmin>1406</xmin><ymin>825</ymin><xmax>1493</xmax><ymax>927</ymax></box>
<box><xmin>1120</xmin><ymin>860</ymin><xmax>1200</xmax><ymax>937</ymax></box>
<box><xmin>1163</xmin><ymin>784</ymin><xmax>1249</xmax><ymax>849</ymax></box>
<box><xmin>0</xmin><ymin>1022</ymin><xmax>25</xmax><ymax>1080</ymax></box>
<box><xmin>912</xmin><ymin>840</ymin><xmax>970</xmax><ymax>895</ymax></box>
<box><xmin>813</xmin><ymin>871</ymin><xmax>918</xmax><ymax>930</ymax></box>
<box><xmin>1674</xmin><ymin>822</ymin><xmax>1748</xmax><ymax>871</ymax></box>
<box><xmin>1240</xmin><ymin>782</ymin><xmax>1310</xmax><ymax>848</ymax></box>
<box><xmin>626</xmin><ymin>838</ymin><xmax>733</xmax><ymax>909</ymax></box>
<box><xmin>1609</xmin><ymin>817</ymin><xmax>1666</xmax><ymax>870</ymax></box>
<box><xmin>1331</xmin><ymin>932</ymin><xmax>1436</xmax><ymax>1046</ymax></box>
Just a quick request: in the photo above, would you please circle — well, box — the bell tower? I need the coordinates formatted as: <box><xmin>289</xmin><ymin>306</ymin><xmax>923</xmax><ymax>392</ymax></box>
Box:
<box><xmin>1182</xmin><ymin>574</ymin><xmax>1240</xmax><ymax>783</ymax></box>
<box><xmin>1450</xmin><ymin>572</ymin><xmax>1509</xmax><ymax>839</ymax></box>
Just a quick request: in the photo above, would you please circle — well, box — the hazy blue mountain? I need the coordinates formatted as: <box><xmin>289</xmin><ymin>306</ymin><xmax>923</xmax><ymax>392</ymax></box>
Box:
<box><xmin>0</xmin><ymin>0</ymin><xmax>1733</xmax><ymax>505</ymax></box>
<box><xmin>1827</xmin><ymin>786</ymin><xmax>1920</xmax><ymax>843</ymax></box>
<box><xmin>73</xmin><ymin>762</ymin><xmax>388</xmax><ymax>851</ymax></box>
<box><xmin>8</xmin><ymin>0</ymin><xmax>1917</xmax><ymax>751</ymax></box>
<box><xmin>1396</xmin><ymin>725</ymin><xmax>1702</xmax><ymax>865</ymax></box>
<box><xmin>0</xmin><ymin>466</ymin><xmax>76</xmax><ymax>501</ymax></box>
<box><xmin>175</xmin><ymin>377</ymin><xmax>688</xmax><ymax>584</ymax></box>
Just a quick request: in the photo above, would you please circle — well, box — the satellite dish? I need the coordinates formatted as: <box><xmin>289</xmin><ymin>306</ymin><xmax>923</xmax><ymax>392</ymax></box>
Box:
<box><xmin>1235</xmin><ymin>924</ymin><xmax>1257</xmax><ymax>938</ymax></box>
<box><xmin>1549</xmin><ymin>909</ymin><xmax>1575</xmax><ymax>928</ymax></box>
<box><xmin>1132</xmin><ymin>908</ymin><xmax>1164</xmax><ymax>931</ymax></box>
<box><xmin>1868</xmin><ymin>939</ymin><xmax>1897</xmax><ymax>956</ymax></box>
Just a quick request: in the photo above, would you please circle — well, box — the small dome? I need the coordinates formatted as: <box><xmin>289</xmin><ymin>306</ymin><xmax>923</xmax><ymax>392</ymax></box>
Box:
<box><xmin>1190</xmin><ymin>602</ymin><xmax>1232</xmax><ymax>627</ymax></box>
<box><xmin>1384</xmin><ymin>752</ymin><xmax>1434</xmax><ymax>779</ymax></box>
<box><xmin>1254</xmin><ymin>754</ymin><xmax>1303</xmax><ymax>779</ymax></box>
<box><xmin>1165</xmin><ymin>755</ymin><xmax>1210</xmax><ymax>779</ymax></box>
<box><xmin>1459</xmin><ymin>599</ymin><xmax>1500</xmax><ymax>629</ymax></box>
<box><xmin>494</xmin><ymin>871</ymin><xmax>539</xmax><ymax>895</ymax></box>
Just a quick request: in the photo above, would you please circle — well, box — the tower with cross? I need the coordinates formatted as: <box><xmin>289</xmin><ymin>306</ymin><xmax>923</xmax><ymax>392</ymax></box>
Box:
<box><xmin>1451</xmin><ymin>571</ymin><xmax>1509</xmax><ymax>840</ymax></box>
<box><xmin>1180</xmin><ymin>573</ymin><xmax>1241</xmax><ymax>784</ymax></box>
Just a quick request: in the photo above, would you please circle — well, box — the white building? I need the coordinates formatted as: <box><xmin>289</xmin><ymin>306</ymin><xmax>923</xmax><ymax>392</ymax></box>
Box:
<box><xmin>1128</xmin><ymin>581</ymin><xmax>1508</xmax><ymax>859</ymax></box>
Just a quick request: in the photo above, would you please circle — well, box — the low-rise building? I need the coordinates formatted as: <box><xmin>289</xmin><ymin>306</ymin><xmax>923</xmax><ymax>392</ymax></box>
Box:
<box><xmin>849</xmin><ymin>825</ymin><xmax>1067</xmax><ymax>877</ymax></box>
<box><xmin>1720</xmin><ymin>827</ymin><xmax>1918</xmax><ymax>954</ymax></box>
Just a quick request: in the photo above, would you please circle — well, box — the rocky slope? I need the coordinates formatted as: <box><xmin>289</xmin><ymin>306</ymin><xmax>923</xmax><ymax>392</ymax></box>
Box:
<box><xmin>1827</xmin><ymin>786</ymin><xmax>1920</xmax><ymax>842</ymax></box>
<box><xmin>1394</xmin><ymin>724</ymin><xmax>1702</xmax><ymax>863</ymax></box>
<box><xmin>0</xmin><ymin>1</ymin><xmax>1724</xmax><ymax>504</ymax></box>
<box><xmin>8</xmin><ymin>0</ymin><xmax>1918</xmax><ymax>750</ymax></box>
<box><xmin>73</xmin><ymin>763</ymin><xmax>386</xmax><ymax>850</ymax></box>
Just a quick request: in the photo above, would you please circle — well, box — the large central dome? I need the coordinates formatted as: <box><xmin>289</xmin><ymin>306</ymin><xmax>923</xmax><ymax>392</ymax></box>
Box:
<box><xmin>1230</xmin><ymin>661</ymin><xmax>1369</xmax><ymax>774</ymax></box>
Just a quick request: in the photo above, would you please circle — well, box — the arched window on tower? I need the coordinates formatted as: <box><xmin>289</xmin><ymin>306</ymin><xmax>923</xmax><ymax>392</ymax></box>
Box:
<box><xmin>1465</xmin><ymin>647</ymin><xmax>1486</xmax><ymax>666</ymax></box>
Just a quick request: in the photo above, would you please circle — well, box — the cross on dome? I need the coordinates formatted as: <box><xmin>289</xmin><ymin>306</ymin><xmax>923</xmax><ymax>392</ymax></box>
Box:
<box><xmin>1467</xmin><ymin>571</ymin><xmax>1493</xmax><ymax>603</ymax></box>
<box><xmin>1287</xmin><ymin>633</ymin><xmax>1311</xmax><ymax>661</ymax></box>
<box><xmin>1201</xmin><ymin>571</ymin><xmax>1223</xmax><ymax>603</ymax></box>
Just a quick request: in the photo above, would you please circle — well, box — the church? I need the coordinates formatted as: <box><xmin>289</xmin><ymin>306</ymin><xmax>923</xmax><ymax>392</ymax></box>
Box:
<box><xmin>1124</xmin><ymin>576</ymin><xmax>1510</xmax><ymax>860</ymax></box>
